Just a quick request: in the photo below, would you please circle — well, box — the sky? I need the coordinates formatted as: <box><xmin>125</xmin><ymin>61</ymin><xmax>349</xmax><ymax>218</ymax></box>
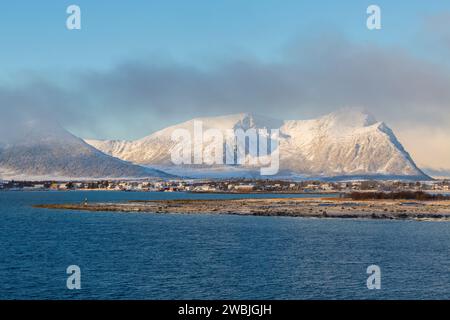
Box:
<box><xmin>1</xmin><ymin>0</ymin><xmax>450</xmax><ymax>174</ymax></box>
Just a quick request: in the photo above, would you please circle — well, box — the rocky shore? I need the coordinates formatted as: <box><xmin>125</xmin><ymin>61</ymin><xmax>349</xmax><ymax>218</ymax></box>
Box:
<box><xmin>34</xmin><ymin>197</ymin><xmax>450</xmax><ymax>221</ymax></box>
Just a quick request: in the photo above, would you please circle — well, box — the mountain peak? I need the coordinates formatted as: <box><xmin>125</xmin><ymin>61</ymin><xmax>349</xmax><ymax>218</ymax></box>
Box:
<box><xmin>321</xmin><ymin>107</ymin><xmax>378</xmax><ymax>129</ymax></box>
<box><xmin>185</xmin><ymin>112</ymin><xmax>283</xmax><ymax>131</ymax></box>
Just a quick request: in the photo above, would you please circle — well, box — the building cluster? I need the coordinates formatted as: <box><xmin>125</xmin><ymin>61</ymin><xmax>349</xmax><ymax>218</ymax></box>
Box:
<box><xmin>1</xmin><ymin>179</ymin><xmax>450</xmax><ymax>193</ymax></box>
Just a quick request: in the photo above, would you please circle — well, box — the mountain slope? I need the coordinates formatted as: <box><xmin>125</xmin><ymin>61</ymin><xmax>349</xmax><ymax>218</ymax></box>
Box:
<box><xmin>0</xmin><ymin>119</ymin><xmax>170</xmax><ymax>180</ymax></box>
<box><xmin>278</xmin><ymin>110</ymin><xmax>425</xmax><ymax>178</ymax></box>
<box><xmin>86</xmin><ymin>109</ymin><xmax>429</xmax><ymax>180</ymax></box>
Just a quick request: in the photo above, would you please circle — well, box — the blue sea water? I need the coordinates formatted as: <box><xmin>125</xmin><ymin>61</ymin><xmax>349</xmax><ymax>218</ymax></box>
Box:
<box><xmin>1</xmin><ymin>191</ymin><xmax>450</xmax><ymax>300</ymax></box>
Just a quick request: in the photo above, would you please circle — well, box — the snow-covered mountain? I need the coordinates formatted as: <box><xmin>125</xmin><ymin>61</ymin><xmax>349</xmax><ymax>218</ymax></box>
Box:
<box><xmin>86</xmin><ymin>109</ymin><xmax>430</xmax><ymax>180</ymax></box>
<box><xmin>87</xmin><ymin>113</ymin><xmax>283</xmax><ymax>166</ymax></box>
<box><xmin>0</xmin><ymin>119</ymin><xmax>170</xmax><ymax>180</ymax></box>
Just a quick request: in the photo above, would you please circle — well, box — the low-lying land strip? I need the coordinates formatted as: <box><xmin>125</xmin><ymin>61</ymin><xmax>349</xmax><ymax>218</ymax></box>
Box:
<box><xmin>34</xmin><ymin>196</ymin><xmax>450</xmax><ymax>221</ymax></box>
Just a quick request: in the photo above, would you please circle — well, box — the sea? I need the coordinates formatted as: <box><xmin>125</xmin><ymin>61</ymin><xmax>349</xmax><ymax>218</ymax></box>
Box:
<box><xmin>1</xmin><ymin>191</ymin><xmax>450</xmax><ymax>300</ymax></box>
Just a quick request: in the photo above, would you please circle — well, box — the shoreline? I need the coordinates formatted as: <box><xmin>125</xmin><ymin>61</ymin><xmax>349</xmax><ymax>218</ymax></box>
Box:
<box><xmin>33</xmin><ymin>197</ymin><xmax>450</xmax><ymax>221</ymax></box>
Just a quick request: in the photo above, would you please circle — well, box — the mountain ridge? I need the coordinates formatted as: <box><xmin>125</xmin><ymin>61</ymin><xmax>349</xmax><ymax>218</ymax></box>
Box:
<box><xmin>86</xmin><ymin>109</ymin><xmax>430</xmax><ymax>180</ymax></box>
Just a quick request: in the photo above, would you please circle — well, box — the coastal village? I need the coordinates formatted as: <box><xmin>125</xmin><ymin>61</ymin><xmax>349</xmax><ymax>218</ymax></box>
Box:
<box><xmin>1</xmin><ymin>179</ymin><xmax>449</xmax><ymax>194</ymax></box>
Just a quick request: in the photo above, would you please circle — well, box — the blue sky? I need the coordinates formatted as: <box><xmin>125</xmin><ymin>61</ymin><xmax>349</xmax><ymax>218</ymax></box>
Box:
<box><xmin>0</xmin><ymin>0</ymin><xmax>447</xmax><ymax>71</ymax></box>
<box><xmin>1</xmin><ymin>1</ymin><xmax>450</xmax><ymax>171</ymax></box>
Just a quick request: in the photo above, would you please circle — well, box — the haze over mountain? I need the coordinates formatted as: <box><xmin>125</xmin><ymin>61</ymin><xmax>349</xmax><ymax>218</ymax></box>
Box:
<box><xmin>86</xmin><ymin>109</ymin><xmax>430</xmax><ymax>180</ymax></box>
<box><xmin>0</xmin><ymin>119</ymin><xmax>170</xmax><ymax>180</ymax></box>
